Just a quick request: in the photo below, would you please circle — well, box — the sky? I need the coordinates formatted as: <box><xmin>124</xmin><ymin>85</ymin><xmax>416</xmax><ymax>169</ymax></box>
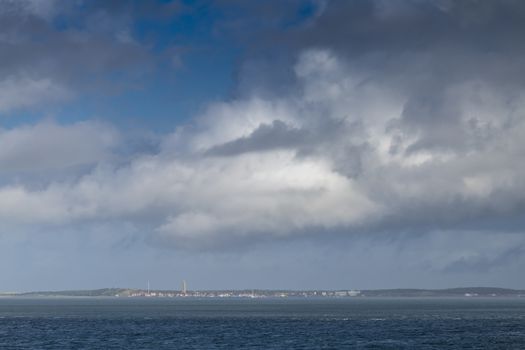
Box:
<box><xmin>1</xmin><ymin>0</ymin><xmax>525</xmax><ymax>292</ymax></box>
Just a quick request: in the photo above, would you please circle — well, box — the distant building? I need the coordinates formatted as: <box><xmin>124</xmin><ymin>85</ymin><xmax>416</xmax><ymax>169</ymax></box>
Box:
<box><xmin>334</xmin><ymin>290</ymin><xmax>361</xmax><ymax>297</ymax></box>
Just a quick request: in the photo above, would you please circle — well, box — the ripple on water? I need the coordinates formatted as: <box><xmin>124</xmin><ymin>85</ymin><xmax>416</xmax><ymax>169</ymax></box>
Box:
<box><xmin>0</xmin><ymin>298</ymin><xmax>524</xmax><ymax>349</ymax></box>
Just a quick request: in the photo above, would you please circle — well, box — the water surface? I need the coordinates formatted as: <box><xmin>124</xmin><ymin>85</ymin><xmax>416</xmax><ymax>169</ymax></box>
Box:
<box><xmin>0</xmin><ymin>297</ymin><xmax>523</xmax><ymax>349</ymax></box>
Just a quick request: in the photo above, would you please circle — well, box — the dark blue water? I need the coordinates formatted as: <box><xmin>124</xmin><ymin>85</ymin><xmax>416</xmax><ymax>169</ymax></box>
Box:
<box><xmin>0</xmin><ymin>297</ymin><xmax>524</xmax><ymax>349</ymax></box>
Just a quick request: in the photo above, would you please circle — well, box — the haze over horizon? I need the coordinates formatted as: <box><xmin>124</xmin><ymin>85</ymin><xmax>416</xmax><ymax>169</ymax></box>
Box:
<box><xmin>1</xmin><ymin>0</ymin><xmax>525</xmax><ymax>292</ymax></box>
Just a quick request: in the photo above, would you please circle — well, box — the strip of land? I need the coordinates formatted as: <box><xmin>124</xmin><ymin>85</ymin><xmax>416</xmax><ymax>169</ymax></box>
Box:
<box><xmin>4</xmin><ymin>287</ymin><xmax>525</xmax><ymax>298</ymax></box>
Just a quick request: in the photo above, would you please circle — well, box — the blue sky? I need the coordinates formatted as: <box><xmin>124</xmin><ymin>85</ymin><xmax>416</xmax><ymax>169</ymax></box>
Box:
<box><xmin>2</xmin><ymin>0</ymin><xmax>525</xmax><ymax>292</ymax></box>
<box><xmin>2</xmin><ymin>0</ymin><xmax>242</xmax><ymax>129</ymax></box>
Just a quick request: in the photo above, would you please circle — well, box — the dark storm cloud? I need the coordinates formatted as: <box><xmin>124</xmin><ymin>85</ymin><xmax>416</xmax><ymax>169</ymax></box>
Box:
<box><xmin>286</xmin><ymin>0</ymin><xmax>525</xmax><ymax>56</ymax></box>
<box><xmin>280</xmin><ymin>0</ymin><xmax>525</xmax><ymax>152</ymax></box>
<box><xmin>231</xmin><ymin>2</ymin><xmax>525</xmax><ymax>114</ymax></box>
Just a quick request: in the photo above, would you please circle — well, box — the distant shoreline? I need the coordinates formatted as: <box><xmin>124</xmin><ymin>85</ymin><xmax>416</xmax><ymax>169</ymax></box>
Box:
<box><xmin>3</xmin><ymin>287</ymin><xmax>525</xmax><ymax>299</ymax></box>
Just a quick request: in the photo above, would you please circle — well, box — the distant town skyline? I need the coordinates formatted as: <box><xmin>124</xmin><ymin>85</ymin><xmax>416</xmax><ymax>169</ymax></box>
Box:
<box><xmin>1</xmin><ymin>0</ymin><xmax>525</xmax><ymax>291</ymax></box>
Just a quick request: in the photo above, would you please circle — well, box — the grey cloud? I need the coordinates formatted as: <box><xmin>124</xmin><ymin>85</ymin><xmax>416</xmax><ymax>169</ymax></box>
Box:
<box><xmin>204</xmin><ymin>116</ymin><xmax>368</xmax><ymax>178</ymax></box>
<box><xmin>411</xmin><ymin>230</ymin><xmax>525</xmax><ymax>274</ymax></box>
<box><xmin>0</xmin><ymin>3</ymin><xmax>143</xmax><ymax>73</ymax></box>
<box><xmin>0</xmin><ymin>0</ymin><xmax>183</xmax><ymax>113</ymax></box>
<box><xmin>82</xmin><ymin>0</ymin><xmax>185</xmax><ymax>19</ymax></box>
<box><xmin>1</xmin><ymin>0</ymin><xmax>525</xmax><ymax>254</ymax></box>
<box><xmin>441</xmin><ymin>244</ymin><xmax>525</xmax><ymax>273</ymax></box>
<box><xmin>288</xmin><ymin>0</ymin><xmax>525</xmax><ymax>57</ymax></box>
<box><xmin>205</xmin><ymin>120</ymin><xmax>309</xmax><ymax>156</ymax></box>
<box><xmin>231</xmin><ymin>0</ymin><xmax>525</xmax><ymax>155</ymax></box>
<box><xmin>0</xmin><ymin>1</ymin><xmax>523</xmax><ymax>291</ymax></box>
<box><xmin>0</xmin><ymin>121</ymin><xmax>119</xmax><ymax>172</ymax></box>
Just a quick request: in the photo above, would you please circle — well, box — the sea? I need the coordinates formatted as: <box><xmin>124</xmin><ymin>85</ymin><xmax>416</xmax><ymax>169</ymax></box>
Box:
<box><xmin>0</xmin><ymin>297</ymin><xmax>524</xmax><ymax>349</ymax></box>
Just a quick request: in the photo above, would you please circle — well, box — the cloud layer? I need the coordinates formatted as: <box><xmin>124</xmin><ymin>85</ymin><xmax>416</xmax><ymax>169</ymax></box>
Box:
<box><xmin>1</xmin><ymin>0</ymin><xmax>524</xmax><ymax>257</ymax></box>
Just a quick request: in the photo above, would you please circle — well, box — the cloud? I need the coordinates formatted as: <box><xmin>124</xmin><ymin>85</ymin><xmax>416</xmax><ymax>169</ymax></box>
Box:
<box><xmin>0</xmin><ymin>77</ymin><xmax>70</xmax><ymax>112</ymax></box>
<box><xmin>0</xmin><ymin>41</ymin><xmax>524</xmax><ymax>249</ymax></box>
<box><xmin>204</xmin><ymin>120</ymin><xmax>309</xmax><ymax>156</ymax></box>
<box><xmin>419</xmin><ymin>231</ymin><xmax>525</xmax><ymax>274</ymax></box>
<box><xmin>0</xmin><ymin>0</ymin><xmax>524</xmax><ymax>256</ymax></box>
<box><xmin>0</xmin><ymin>0</ymin><xmax>161</xmax><ymax>114</ymax></box>
<box><xmin>0</xmin><ymin>121</ymin><xmax>119</xmax><ymax>173</ymax></box>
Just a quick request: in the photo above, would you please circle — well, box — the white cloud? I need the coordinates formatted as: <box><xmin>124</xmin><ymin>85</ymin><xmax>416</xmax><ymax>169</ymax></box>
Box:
<box><xmin>167</xmin><ymin>97</ymin><xmax>298</xmax><ymax>153</ymax></box>
<box><xmin>0</xmin><ymin>48</ymin><xmax>523</xmax><ymax>248</ymax></box>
